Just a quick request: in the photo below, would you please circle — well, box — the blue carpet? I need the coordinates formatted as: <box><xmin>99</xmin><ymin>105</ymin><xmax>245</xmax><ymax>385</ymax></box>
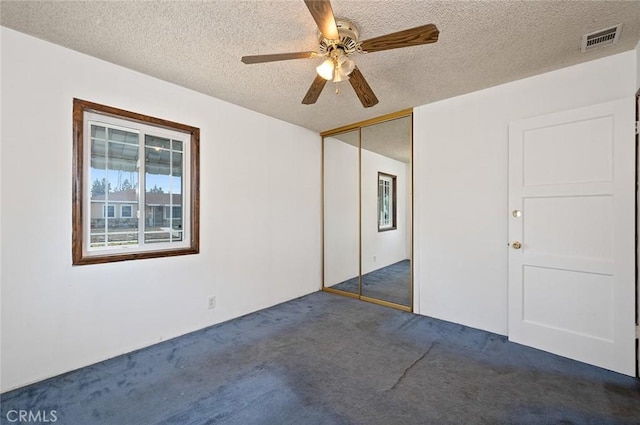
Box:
<box><xmin>2</xmin><ymin>291</ymin><xmax>639</xmax><ymax>424</ymax></box>
<box><xmin>330</xmin><ymin>259</ymin><xmax>411</xmax><ymax>306</ymax></box>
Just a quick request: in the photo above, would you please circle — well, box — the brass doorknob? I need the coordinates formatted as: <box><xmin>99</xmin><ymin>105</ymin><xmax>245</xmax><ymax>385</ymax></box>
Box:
<box><xmin>512</xmin><ymin>241</ymin><xmax>522</xmax><ymax>249</ymax></box>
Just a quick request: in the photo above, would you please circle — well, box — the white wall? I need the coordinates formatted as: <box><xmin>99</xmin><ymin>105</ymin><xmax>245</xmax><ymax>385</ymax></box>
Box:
<box><xmin>414</xmin><ymin>51</ymin><xmax>636</xmax><ymax>335</ymax></box>
<box><xmin>0</xmin><ymin>28</ymin><xmax>321</xmax><ymax>392</ymax></box>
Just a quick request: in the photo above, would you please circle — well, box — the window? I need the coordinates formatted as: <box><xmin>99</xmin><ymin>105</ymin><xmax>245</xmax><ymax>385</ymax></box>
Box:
<box><xmin>164</xmin><ymin>205</ymin><xmax>182</xmax><ymax>220</ymax></box>
<box><xmin>73</xmin><ymin>99</ymin><xmax>199</xmax><ymax>265</ymax></box>
<box><xmin>120</xmin><ymin>205</ymin><xmax>133</xmax><ymax>218</ymax></box>
<box><xmin>378</xmin><ymin>172</ymin><xmax>397</xmax><ymax>231</ymax></box>
<box><xmin>103</xmin><ymin>204</ymin><xmax>115</xmax><ymax>218</ymax></box>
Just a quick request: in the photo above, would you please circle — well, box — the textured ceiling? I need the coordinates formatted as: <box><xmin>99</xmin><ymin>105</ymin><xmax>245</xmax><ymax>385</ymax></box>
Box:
<box><xmin>2</xmin><ymin>1</ymin><xmax>639</xmax><ymax>133</ymax></box>
<box><xmin>331</xmin><ymin>115</ymin><xmax>412</xmax><ymax>163</ymax></box>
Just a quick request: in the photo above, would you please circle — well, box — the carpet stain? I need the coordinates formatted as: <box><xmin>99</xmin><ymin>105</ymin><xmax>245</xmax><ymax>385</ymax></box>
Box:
<box><xmin>386</xmin><ymin>341</ymin><xmax>437</xmax><ymax>392</ymax></box>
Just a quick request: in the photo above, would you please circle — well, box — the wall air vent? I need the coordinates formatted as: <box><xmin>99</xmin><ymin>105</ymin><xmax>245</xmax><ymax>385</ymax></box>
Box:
<box><xmin>581</xmin><ymin>24</ymin><xmax>622</xmax><ymax>52</ymax></box>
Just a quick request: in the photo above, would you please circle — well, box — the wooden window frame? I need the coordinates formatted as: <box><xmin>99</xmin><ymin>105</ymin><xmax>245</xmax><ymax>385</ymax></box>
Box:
<box><xmin>72</xmin><ymin>98</ymin><xmax>200</xmax><ymax>265</ymax></box>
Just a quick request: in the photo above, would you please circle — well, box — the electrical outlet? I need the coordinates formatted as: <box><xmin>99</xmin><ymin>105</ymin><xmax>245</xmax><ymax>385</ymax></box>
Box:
<box><xmin>207</xmin><ymin>295</ymin><xmax>216</xmax><ymax>309</ymax></box>
<box><xmin>373</xmin><ymin>256</ymin><xmax>377</xmax><ymax>262</ymax></box>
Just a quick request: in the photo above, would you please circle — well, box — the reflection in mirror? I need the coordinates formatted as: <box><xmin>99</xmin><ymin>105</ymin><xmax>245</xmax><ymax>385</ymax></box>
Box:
<box><xmin>323</xmin><ymin>129</ymin><xmax>360</xmax><ymax>295</ymax></box>
<box><xmin>360</xmin><ymin>116</ymin><xmax>412</xmax><ymax>306</ymax></box>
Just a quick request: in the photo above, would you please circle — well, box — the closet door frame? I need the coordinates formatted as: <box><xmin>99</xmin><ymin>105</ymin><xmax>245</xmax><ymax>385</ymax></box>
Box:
<box><xmin>321</xmin><ymin>109</ymin><xmax>413</xmax><ymax>312</ymax></box>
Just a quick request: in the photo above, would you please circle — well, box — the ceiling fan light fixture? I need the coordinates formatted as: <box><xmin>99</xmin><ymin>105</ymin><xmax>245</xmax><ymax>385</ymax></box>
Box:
<box><xmin>331</xmin><ymin>58</ymin><xmax>351</xmax><ymax>82</ymax></box>
<box><xmin>333</xmin><ymin>70</ymin><xmax>346</xmax><ymax>83</ymax></box>
<box><xmin>316</xmin><ymin>58</ymin><xmax>335</xmax><ymax>80</ymax></box>
<box><xmin>337</xmin><ymin>56</ymin><xmax>355</xmax><ymax>76</ymax></box>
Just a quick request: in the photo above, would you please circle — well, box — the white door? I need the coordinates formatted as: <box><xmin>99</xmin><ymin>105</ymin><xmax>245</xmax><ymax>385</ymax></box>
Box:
<box><xmin>508</xmin><ymin>98</ymin><xmax>635</xmax><ymax>376</ymax></box>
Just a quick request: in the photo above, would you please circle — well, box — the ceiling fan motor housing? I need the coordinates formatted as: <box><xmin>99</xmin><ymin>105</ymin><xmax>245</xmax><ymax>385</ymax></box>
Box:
<box><xmin>318</xmin><ymin>19</ymin><xmax>360</xmax><ymax>56</ymax></box>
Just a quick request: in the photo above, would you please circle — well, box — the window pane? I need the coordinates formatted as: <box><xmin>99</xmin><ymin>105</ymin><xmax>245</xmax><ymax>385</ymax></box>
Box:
<box><xmin>146</xmin><ymin>135</ymin><xmax>171</xmax><ymax>150</ymax></box>
<box><xmin>90</xmin><ymin>138</ymin><xmax>108</xmax><ymax>240</ymax></box>
<box><xmin>91</xmin><ymin>125</ymin><xmax>106</xmax><ymax>140</ymax></box>
<box><xmin>105</xmin><ymin>232</ymin><xmax>138</xmax><ymax>248</ymax></box>
<box><xmin>145</xmin><ymin>232</ymin><xmax>171</xmax><ymax>244</ymax></box>
<box><xmin>172</xmin><ymin>206</ymin><xmax>182</xmax><ymax>230</ymax></box>
<box><xmin>146</xmin><ymin>149</ymin><xmax>171</xmax><ymax>178</ymax></box>
<box><xmin>90</xmin><ymin>233</ymin><xmax>106</xmax><ymax>248</ymax></box>
<box><xmin>171</xmin><ymin>152</ymin><xmax>183</xmax><ymax>231</ymax></box>
<box><xmin>172</xmin><ymin>140</ymin><xmax>183</xmax><ymax>152</ymax></box>
<box><xmin>145</xmin><ymin>150</ymin><xmax>171</xmax><ymax>229</ymax></box>
<box><xmin>173</xmin><ymin>152</ymin><xmax>183</xmax><ymax>178</ymax></box>
<box><xmin>90</xmin><ymin>138</ymin><xmax>106</xmax><ymax>174</ymax></box>
<box><xmin>109</xmin><ymin>128</ymin><xmax>139</xmax><ymax>144</ymax></box>
<box><xmin>108</xmin><ymin>143</ymin><xmax>139</xmax><ymax>175</ymax></box>
<box><xmin>172</xmin><ymin>206</ymin><xmax>182</xmax><ymax>219</ymax></box>
<box><xmin>144</xmin><ymin>134</ymin><xmax>183</xmax><ymax>243</ymax></box>
<box><xmin>91</xmin><ymin>202</ymin><xmax>106</xmax><ymax>235</ymax></box>
<box><xmin>144</xmin><ymin>230</ymin><xmax>182</xmax><ymax>243</ymax></box>
<box><xmin>90</xmin><ymin>126</ymin><xmax>140</xmax><ymax>247</ymax></box>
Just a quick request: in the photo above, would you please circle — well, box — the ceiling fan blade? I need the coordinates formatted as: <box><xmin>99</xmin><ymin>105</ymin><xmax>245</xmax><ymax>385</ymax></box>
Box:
<box><xmin>359</xmin><ymin>24</ymin><xmax>439</xmax><ymax>53</ymax></box>
<box><xmin>302</xmin><ymin>75</ymin><xmax>328</xmax><ymax>105</ymax></box>
<box><xmin>348</xmin><ymin>67</ymin><xmax>379</xmax><ymax>108</ymax></box>
<box><xmin>304</xmin><ymin>0</ymin><xmax>339</xmax><ymax>41</ymax></box>
<box><xmin>241</xmin><ymin>51</ymin><xmax>317</xmax><ymax>64</ymax></box>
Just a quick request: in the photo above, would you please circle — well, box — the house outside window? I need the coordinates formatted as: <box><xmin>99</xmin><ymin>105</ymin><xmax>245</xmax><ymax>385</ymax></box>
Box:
<box><xmin>73</xmin><ymin>99</ymin><xmax>200</xmax><ymax>265</ymax></box>
<box><xmin>378</xmin><ymin>172</ymin><xmax>397</xmax><ymax>231</ymax></box>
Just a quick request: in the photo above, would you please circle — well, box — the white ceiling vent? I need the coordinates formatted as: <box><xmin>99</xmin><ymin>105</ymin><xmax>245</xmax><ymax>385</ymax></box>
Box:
<box><xmin>581</xmin><ymin>24</ymin><xmax>622</xmax><ymax>52</ymax></box>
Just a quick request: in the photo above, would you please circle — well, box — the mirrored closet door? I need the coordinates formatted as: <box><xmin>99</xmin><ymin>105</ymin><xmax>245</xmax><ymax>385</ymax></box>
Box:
<box><xmin>323</xmin><ymin>128</ymin><xmax>360</xmax><ymax>297</ymax></box>
<box><xmin>322</xmin><ymin>111</ymin><xmax>413</xmax><ymax>311</ymax></box>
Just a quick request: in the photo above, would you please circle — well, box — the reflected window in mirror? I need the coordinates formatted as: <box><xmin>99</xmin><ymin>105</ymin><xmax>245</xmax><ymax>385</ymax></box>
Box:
<box><xmin>378</xmin><ymin>172</ymin><xmax>397</xmax><ymax>232</ymax></box>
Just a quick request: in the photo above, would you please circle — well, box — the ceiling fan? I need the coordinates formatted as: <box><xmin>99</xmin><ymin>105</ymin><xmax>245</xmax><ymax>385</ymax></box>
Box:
<box><xmin>241</xmin><ymin>0</ymin><xmax>439</xmax><ymax>108</ymax></box>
